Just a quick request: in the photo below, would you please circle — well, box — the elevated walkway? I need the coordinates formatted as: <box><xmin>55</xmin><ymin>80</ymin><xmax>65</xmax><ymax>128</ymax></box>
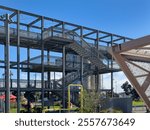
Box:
<box><xmin>0</xmin><ymin>25</ymin><xmax>121</xmax><ymax>73</ymax></box>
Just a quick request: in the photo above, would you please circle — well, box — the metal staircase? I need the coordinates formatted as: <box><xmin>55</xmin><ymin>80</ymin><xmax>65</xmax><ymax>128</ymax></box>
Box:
<box><xmin>44</xmin><ymin>27</ymin><xmax>107</xmax><ymax>69</ymax></box>
<box><xmin>55</xmin><ymin>63</ymin><xmax>92</xmax><ymax>89</ymax></box>
<box><xmin>43</xmin><ymin>27</ymin><xmax>108</xmax><ymax>106</ymax></box>
<box><xmin>65</xmin><ymin>31</ymin><xmax>107</xmax><ymax>70</ymax></box>
<box><xmin>52</xmin><ymin>63</ymin><xmax>93</xmax><ymax>106</ymax></box>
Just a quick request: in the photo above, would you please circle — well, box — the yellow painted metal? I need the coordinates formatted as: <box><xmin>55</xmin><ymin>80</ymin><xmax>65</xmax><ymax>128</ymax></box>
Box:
<box><xmin>42</xmin><ymin>84</ymin><xmax>83</xmax><ymax>113</ymax></box>
<box><xmin>68</xmin><ymin>84</ymin><xmax>83</xmax><ymax>112</ymax></box>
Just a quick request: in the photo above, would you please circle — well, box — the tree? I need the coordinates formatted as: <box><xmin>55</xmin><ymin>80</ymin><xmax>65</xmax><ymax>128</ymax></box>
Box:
<box><xmin>80</xmin><ymin>89</ymin><xmax>100</xmax><ymax>113</ymax></box>
<box><xmin>121</xmin><ymin>81</ymin><xmax>140</xmax><ymax>100</ymax></box>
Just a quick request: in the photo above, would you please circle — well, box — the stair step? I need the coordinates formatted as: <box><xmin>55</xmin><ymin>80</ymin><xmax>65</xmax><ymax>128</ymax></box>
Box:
<box><xmin>69</xmin><ymin>43</ymin><xmax>105</xmax><ymax>69</ymax></box>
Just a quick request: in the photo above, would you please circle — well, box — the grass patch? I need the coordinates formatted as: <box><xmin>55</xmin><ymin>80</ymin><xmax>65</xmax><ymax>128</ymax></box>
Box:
<box><xmin>132</xmin><ymin>100</ymin><xmax>144</xmax><ymax>106</ymax></box>
<box><xmin>10</xmin><ymin>108</ymin><xmax>17</xmax><ymax>113</ymax></box>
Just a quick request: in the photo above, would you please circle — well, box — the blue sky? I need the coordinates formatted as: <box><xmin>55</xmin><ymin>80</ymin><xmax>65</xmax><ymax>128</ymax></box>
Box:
<box><xmin>0</xmin><ymin>0</ymin><xmax>150</xmax><ymax>92</ymax></box>
<box><xmin>0</xmin><ymin>0</ymin><xmax>150</xmax><ymax>38</ymax></box>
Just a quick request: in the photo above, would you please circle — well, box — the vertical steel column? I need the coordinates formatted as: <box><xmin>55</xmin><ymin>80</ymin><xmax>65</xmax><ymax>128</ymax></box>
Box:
<box><xmin>96</xmin><ymin>31</ymin><xmax>99</xmax><ymax>92</ymax></box>
<box><xmin>27</xmin><ymin>46</ymin><xmax>30</xmax><ymax>112</ymax></box>
<box><xmin>123</xmin><ymin>37</ymin><xmax>126</xmax><ymax>43</ymax></box>
<box><xmin>62</xmin><ymin>45</ymin><xmax>66</xmax><ymax>108</ymax></box>
<box><xmin>34</xmin><ymin>73</ymin><xmax>36</xmax><ymax>88</ymax></box>
<box><xmin>26</xmin><ymin>25</ymin><xmax>30</xmax><ymax>112</ymax></box>
<box><xmin>5</xmin><ymin>14</ymin><xmax>10</xmax><ymax>113</ymax></box>
<box><xmin>47</xmin><ymin>50</ymin><xmax>50</xmax><ymax>108</ymax></box>
<box><xmin>17</xmin><ymin>11</ymin><xmax>21</xmax><ymax>113</ymax></box>
<box><xmin>80</xmin><ymin>27</ymin><xmax>83</xmax><ymax>85</ymax></box>
<box><xmin>41</xmin><ymin>16</ymin><xmax>44</xmax><ymax>110</ymax></box>
<box><xmin>110</xmin><ymin>35</ymin><xmax>114</xmax><ymax>97</ymax></box>
<box><xmin>47</xmin><ymin>50</ymin><xmax>50</xmax><ymax>89</ymax></box>
<box><xmin>54</xmin><ymin>72</ymin><xmax>56</xmax><ymax>87</ymax></box>
<box><xmin>62</xmin><ymin>22</ymin><xmax>65</xmax><ymax>38</ymax></box>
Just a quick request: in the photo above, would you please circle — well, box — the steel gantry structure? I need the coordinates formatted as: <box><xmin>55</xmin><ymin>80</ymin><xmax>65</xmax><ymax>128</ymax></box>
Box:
<box><xmin>0</xmin><ymin>5</ymin><xmax>132</xmax><ymax>113</ymax></box>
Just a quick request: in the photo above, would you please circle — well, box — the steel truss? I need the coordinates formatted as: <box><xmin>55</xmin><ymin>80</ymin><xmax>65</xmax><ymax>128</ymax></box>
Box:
<box><xmin>110</xmin><ymin>35</ymin><xmax>150</xmax><ymax>110</ymax></box>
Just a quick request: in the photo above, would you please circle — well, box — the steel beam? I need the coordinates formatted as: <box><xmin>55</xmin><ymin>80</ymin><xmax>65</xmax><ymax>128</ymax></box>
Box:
<box><xmin>9</xmin><ymin>11</ymin><xmax>17</xmax><ymax>19</ymax></box>
<box><xmin>41</xmin><ymin>16</ymin><xmax>45</xmax><ymax>110</ymax></box>
<box><xmin>99</xmin><ymin>34</ymin><xmax>110</xmax><ymax>40</ymax></box>
<box><xmin>17</xmin><ymin>11</ymin><xmax>21</xmax><ymax>113</ymax></box>
<box><xmin>69</xmin><ymin>27</ymin><xmax>80</xmax><ymax>32</ymax></box>
<box><xmin>80</xmin><ymin>27</ymin><xmax>83</xmax><ymax>85</ymax></box>
<box><xmin>113</xmin><ymin>35</ymin><xmax>150</xmax><ymax>53</ymax></box>
<box><xmin>27</xmin><ymin>46</ymin><xmax>30</xmax><ymax>112</ymax></box>
<box><xmin>96</xmin><ymin>31</ymin><xmax>99</xmax><ymax>92</ymax></box>
<box><xmin>5</xmin><ymin>14</ymin><xmax>10</xmax><ymax>113</ymax></box>
<box><xmin>62</xmin><ymin>22</ymin><xmax>65</xmax><ymax>37</ymax></box>
<box><xmin>0</xmin><ymin>18</ymin><xmax>41</xmax><ymax>30</ymax></box>
<box><xmin>83</xmin><ymin>31</ymin><xmax>96</xmax><ymax>37</ymax></box>
<box><xmin>47</xmin><ymin>50</ymin><xmax>51</xmax><ymax>108</ymax></box>
<box><xmin>142</xmin><ymin>73</ymin><xmax>150</xmax><ymax>92</ymax></box>
<box><xmin>0</xmin><ymin>5</ymin><xmax>17</xmax><ymax>12</ymax></box>
<box><xmin>110</xmin><ymin>35</ymin><xmax>114</xmax><ymax>97</ymax></box>
<box><xmin>47</xmin><ymin>50</ymin><xmax>51</xmax><ymax>89</ymax></box>
<box><xmin>110</xmin><ymin>37</ymin><xmax>123</xmax><ymax>43</ymax></box>
<box><xmin>44</xmin><ymin>22</ymin><xmax>62</xmax><ymax>31</ymax></box>
<box><xmin>28</xmin><ymin>17</ymin><xmax>40</xmax><ymax>26</ymax></box>
<box><xmin>123</xmin><ymin>54</ymin><xmax>150</xmax><ymax>63</ymax></box>
<box><xmin>83</xmin><ymin>36</ymin><xmax>96</xmax><ymax>41</ymax></box>
<box><xmin>62</xmin><ymin>45</ymin><xmax>66</xmax><ymax>108</ymax></box>
<box><xmin>124</xmin><ymin>58</ymin><xmax>149</xmax><ymax>73</ymax></box>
